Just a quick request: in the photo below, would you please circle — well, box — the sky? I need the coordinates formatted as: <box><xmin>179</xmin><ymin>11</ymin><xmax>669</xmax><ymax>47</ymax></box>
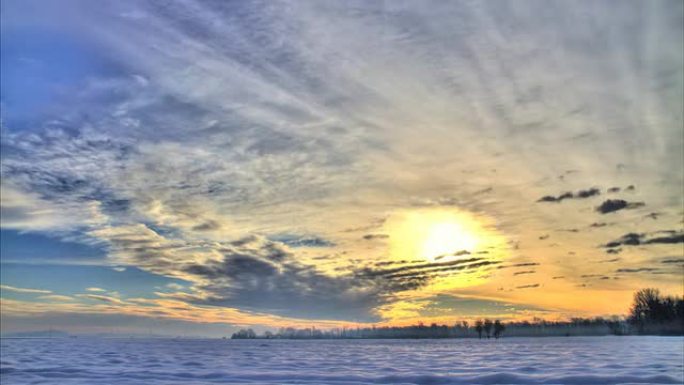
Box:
<box><xmin>1</xmin><ymin>0</ymin><xmax>682</xmax><ymax>337</ymax></box>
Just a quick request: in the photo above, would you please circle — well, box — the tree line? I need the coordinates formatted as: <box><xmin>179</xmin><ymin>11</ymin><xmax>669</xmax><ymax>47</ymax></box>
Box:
<box><xmin>231</xmin><ymin>288</ymin><xmax>683</xmax><ymax>339</ymax></box>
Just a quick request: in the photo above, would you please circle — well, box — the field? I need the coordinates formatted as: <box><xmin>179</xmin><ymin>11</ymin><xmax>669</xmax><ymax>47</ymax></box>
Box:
<box><xmin>1</xmin><ymin>336</ymin><xmax>682</xmax><ymax>384</ymax></box>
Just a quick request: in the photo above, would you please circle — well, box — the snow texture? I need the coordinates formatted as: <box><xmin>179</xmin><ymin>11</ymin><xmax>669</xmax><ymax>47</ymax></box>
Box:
<box><xmin>1</xmin><ymin>336</ymin><xmax>682</xmax><ymax>384</ymax></box>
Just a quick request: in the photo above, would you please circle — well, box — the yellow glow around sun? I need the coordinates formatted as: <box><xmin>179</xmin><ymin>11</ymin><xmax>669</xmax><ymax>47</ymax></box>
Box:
<box><xmin>375</xmin><ymin>208</ymin><xmax>511</xmax><ymax>321</ymax></box>
<box><xmin>377</xmin><ymin>207</ymin><xmax>510</xmax><ymax>299</ymax></box>
<box><xmin>421</xmin><ymin>221</ymin><xmax>478</xmax><ymax>260</ymax></box>
<box><xmin>385</xmin><ymin>208</ymin><xmax>505</xmax><ymax>262</ymax></box>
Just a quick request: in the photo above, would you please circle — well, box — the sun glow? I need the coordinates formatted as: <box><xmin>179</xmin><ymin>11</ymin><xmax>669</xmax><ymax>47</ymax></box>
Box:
<box><xmin>380</xmin><ymin>208</ymin><xmax>509</xmax><ymax>295</ymax></box>
<box><xmin>421</xmin><ymin>221</ymin><xmax>478</xmax><ymax>260</ymax></box>
<box><xmin>385</xmin><ymin>208</ymin><xmax>505</xmax><ymax>262</ymax></box>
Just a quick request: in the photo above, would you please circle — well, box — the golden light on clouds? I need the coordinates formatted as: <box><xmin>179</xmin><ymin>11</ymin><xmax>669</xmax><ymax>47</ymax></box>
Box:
<box><xmin>380</xmin><ymin>207</ymin><xmax>511</xmax><ymax>295</ymax></box>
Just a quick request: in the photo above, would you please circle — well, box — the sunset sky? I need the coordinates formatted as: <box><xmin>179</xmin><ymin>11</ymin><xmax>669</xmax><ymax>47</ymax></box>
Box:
<box><xmin>1</xmin><ymin>0</ymin><xmax>682</xmax><ymax>337</ymax></box>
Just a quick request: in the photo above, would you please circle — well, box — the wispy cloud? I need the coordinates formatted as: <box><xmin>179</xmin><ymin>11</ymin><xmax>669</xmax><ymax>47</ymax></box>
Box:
<box><xmin>0</xmin><ymin>285</ymin><xmax>52</xmax><ymax>294</ymax></box>
<box><xmin>76</xmin><ymin>294</ymin><xmax>125</xmax><ymax>304</ymax></box>
<box><xmin>37</xmin><ymin>295</ymin><xmax>75</xmax><ymax>302</ymax></box>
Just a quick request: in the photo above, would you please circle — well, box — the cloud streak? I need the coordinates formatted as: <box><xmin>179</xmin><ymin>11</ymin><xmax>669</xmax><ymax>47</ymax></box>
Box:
<box><xmin>537</xmin><ymin>188</ymin><xmax>600</xmax><ymax>203</ymax></box>
<box><xmin>0</xmin><ymin>285</ymin><xmax>52</xmax><ymax>294</ymax></box>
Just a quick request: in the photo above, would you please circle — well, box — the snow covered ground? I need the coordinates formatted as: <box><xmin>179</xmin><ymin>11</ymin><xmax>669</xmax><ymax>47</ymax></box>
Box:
<box><xmin>1</xmin><ymin>336</ymin><xmax>682</xmax><ymax>384</ymax></box>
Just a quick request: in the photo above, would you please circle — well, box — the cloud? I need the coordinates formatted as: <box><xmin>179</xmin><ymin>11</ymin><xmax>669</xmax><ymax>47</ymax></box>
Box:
<box><xmin>89</xmin><ymin>226</ymin><xmax>415</xmax><ymax>321</ymax></box>
<box><xmin>615</xmin><ymin>268</ymin><xmax>659</xmax><ymax>274</ymax></box>
<box><xmin>355</xmin><ymin>257</ymin><xmax>497</xmax><ymax>280</ymax></box>
<box><xmin>0</xmin><ymin>285</ymin><xmax>52</xmax><ymax>294</ymax></box>
<box><xmin>660</xmin><ymin>258</ymin><xmax>684</xmax><ymax>264</ymax></box>
<box><xmin>600</xmin><ymin>258</ymin><xmax>621</xmax><ymax>263</ymax></box>
<box><xmin>38</xmin><ymin>295</ymin><xmax>75</xmax><ymax>302</ymax></box>
<box><xmin>89</xmin><ymin>221</ymin><xmax>500</xmax><ymax>321</ymax></box>
<box><xmin>362</xmin><ymin>234</ymin><xmax>389</xmax><ymax>240</ymax></box>
<box><xmin>497</xmin><ymin>262</ymin><xmax>539</xmax><ymax>270</ymax></box>
<box><xmin>0</xmin><ymin>185</ymin><xmax>77</xmax><ymax>231</ymax></box>
<box><xmin>86</xmin><ymin>287</ymin><xmax>106</xmax><ymax>292</ymax></box>
<box><xmin>385</xmin><ymin>294</ymin><xmax>551</xmax><ymax>320</ymax></box>
<box><xmin>0</xmin><ymin>296</ymin><xmax>360</xmax><ymax>336</ymax></box>
<box><xmin>76</xmin><ymin>294</ymin><xmax>125</xmax><ymax>304</ymax></box>
<box><xmin>645</xmin><ymin>232</ymin><xmax>684</xmax><ymax>245</ymax></box>
<box><xmin>435</xmin><ymin>250</ymin><xmax>472</xmax><ymax>260</ymax></box>
<box><xmin>270</xmin><ymin>234</ymin><xmax>335</xmax><ymax>248</ymax></box>
<box><xmin>603</xmin><ymin>231</ymin><xmax>684</xmax><ymax>248</ymax></box>
<box><xmin>537</xmin><ymin>188</ymin><xmax>600</xmax><ymax>203</ymax></box>
<box><xmin>580</xmin><ymin>274</ymin><xmax>612</xmax><ymax>279</ymax></box>
<box><xmin>165</xmin><ymin>283</ymin><xmax>185</xmax><ymax>290</ymax></box>
<box><xmin>595</xmin><ymin>199</ymin><xmax>645</xmax><ymax>214</ymax></box>
<box><xmin>537</xmin><ymin>192</ymin><xmax>573</xmax><ymax>203</ymax></box>
<box><xmin>575</xmin><ymin>188</ymin><xmax>601</xmax><ymax>199</ymax></box>
<box><xmin>191</xmin><ymin>220</ymin><xmax>222</xmax><ymax>232</ymax></box>
<box><xmin>516</xmin><ymin>284</ymin><xmax>540</xmax><ymax>289</ymax></box>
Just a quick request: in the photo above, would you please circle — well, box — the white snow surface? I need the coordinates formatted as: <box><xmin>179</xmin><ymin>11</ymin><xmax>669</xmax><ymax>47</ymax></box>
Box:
<box><xmin>1</xmin><ymin>336</ymin><xmax>682</xmax><ymax>384</ymax></box>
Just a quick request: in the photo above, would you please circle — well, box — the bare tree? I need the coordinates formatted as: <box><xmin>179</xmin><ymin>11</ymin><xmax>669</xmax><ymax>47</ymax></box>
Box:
<box><xmin>474</xmin><ymin>320</ymin><xmax>484</xmax><ymax>339</ymax></box>
<box><xmin>483</xmin><ymin>319</ymin><xmax>493</xmax><ymax>339</ymax></box>
<box><xmin>493</xmin><ymin>320</ymin><xmax>505</xmax><ymax>339</ymax></box>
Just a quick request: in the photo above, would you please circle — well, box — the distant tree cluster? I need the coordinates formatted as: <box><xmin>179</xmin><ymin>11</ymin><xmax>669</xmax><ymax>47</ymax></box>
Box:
<box><xmin>230</xmin><ymin>289</ymin><xmax>682</xmax><ymax>340</ymax></box>
<box><xmin>473</xmin><ymin>319</ymin><xmax>505</xmax><ymax>339</ymax></box>
<box><xmin>233</xmin><ymin>322</ymin><xmax>488</xmax><ymax>339</ymax></box>
<box><xmin>628</xmin><ymin>288</ymin><xmax>684</xmax><ymax>335</ymax></box>
<box><xmin>231</xmin><ymin>328</ymin><xmax>257</xmax><ymax>339</ymax></box>
<box><xmin>231</xmin><ymin>318</ymin><xmax>619</xmax><ymax>340</ymax></box>
<box><xmin>504</xmin><ymin>316</ymin><xmax>627</xmax><ymax>337</ymax></box>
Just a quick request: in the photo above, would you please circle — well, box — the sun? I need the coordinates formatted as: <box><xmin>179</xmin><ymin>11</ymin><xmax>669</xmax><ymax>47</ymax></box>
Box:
<box><xmin>385</xmin><ymin>208</ymin><xmax>502</xmax><ymax>262</ymax></box>
<box><xmin>421</xmin><ymin>221</ymin><xmax>478</xmax><ymax>260</ymax></box>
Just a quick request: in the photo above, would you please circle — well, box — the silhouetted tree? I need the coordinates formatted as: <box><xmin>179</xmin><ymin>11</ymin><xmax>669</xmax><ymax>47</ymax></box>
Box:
<box><xmin>629</xmin><ymin>288</ymin><xmax>684</xmax><ymax>334</ymax></box>
<box><xmin>483</xmin><ymin>319</ymin><xmax>493</xmax><ymax>339</ymax></box>
<box><xmin>493</xmin><ymin>320</ymin><xmax>505</xmax><ymax>339</ymax></box>
<box><xmin>630</xmin><ymin>288</ymin><xmax>660</xmax><ymax>325</ymax></box>
<box><xmin>474</xmin><ymin>320</ymin><xmax>484</xmax><ymax>339</ymax></box>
